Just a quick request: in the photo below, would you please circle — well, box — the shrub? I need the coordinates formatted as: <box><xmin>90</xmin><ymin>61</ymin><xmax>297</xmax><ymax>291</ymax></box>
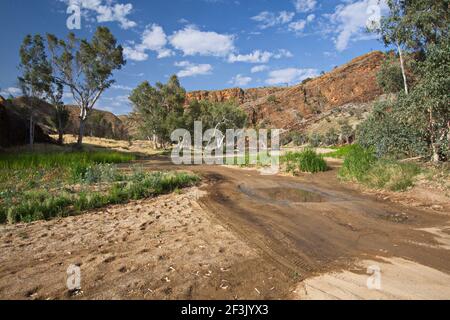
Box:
<box><xmin>72</xmin><ymin>163</ymin><xmax>123</xmax><ymax>184</ymax></box>
<box><xmin>339</xmin><ymin>145</ymin><xmax>376</xmax><ymax>182</ymax></box>
<box><xmin>308</xmin><ymin>133</ymin><xmax>323</xmax><ymax>147</ymax></box>
<box><xmin>323</xmin><ymin>128</ymin><xmax>339</xmax><ymax>146</ymax></box>
<box><xmin>367</xmin><ymin>160</ymin><xmax>420</xmax><ymax>191</ymax></box>
<box><xmin>267</xmin><ymin>95</ymin><xmax>278</xmax><ymax>104</ymax></box>
<box><xmin>281</xmin><ymin>132</ymin><xmax>307</xmax><ymax>146</ymax></box>
<box><xmin>283</xmin><ymin>149</ymin><xmax>328</xmax><ymax>174</ymax></box>
<box><xmin>357</xmin><ymin>100</ymin><xmax>428</xmax><ymax>159</ymax></box>
<box><xmin>339</xmin><ymin>145</ymin><xmax>421</xmax><ymax>191</ymax></box>
<box><xmin>327</xmin><ymin>144</ymin><xmax>361</xmax><ymax>159</ymax></box>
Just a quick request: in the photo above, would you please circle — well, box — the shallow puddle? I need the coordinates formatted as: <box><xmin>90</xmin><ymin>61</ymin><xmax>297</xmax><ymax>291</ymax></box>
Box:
<box><xmin>239</xmin><ymin>185</ymin><xmax>326</xmax><ymax>204</ymax></box>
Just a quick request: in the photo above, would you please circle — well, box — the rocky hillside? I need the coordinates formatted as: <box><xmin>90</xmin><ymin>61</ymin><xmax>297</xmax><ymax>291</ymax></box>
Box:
<box><xmin>65</xmin><ymin>106</ymin><xmax>128</xmax><ymax>140</ymax></box>
<box><xmin>0</xmin><ymin>96</ymin><xmax>53</xmax><ymax>148</ymax></box>
<box><xmin>0</xmin><ymin>96</ymin><xmax>128</xmax><ymax>148</ymax></box>
<box><xmin>186</xmin><ymin>51</ymin><xmax>385</xmax><ymax>130</ymax></box>
<box><xmin>186</xmin><ymin>87</ymin><xmax>285</xmax><ymax>105</ymax></box>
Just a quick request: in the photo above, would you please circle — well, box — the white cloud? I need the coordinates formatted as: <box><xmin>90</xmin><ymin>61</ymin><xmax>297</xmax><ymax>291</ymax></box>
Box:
<box><xmin>251</xmin><ymin>65</ymin><xmax>269</xmax><ymax>73</ymax></box>
<box><xmin>175</xmin><ymin>61</ymin><xmax>213</xmax><ymax>78</ymax></box>
<box><xmin>112</xmin><ymin>84</ymin><xmax>133</xmax><ymax>91</ymax></box>
<box><xmin>170</xmin><ymin>26</ymin><xmax>235</xmax><ymax>57</ymax></box>
<box><xmin>307</xmin><ymin>14</ymin><xmax>316</xmax><ymax>22</ymax></box>
<box><xmin>293</xmin><ymin>0</ymin><xmax>317</xmax><ymax>13</ymax></box>
<box><xmin>251</xmin><ymin>11</ymin><xmax>295</xmax><ymax>29</ymax></box>
<box><xmin>230</xmin><ymin>74</ymin><xmax>252</xmax><ymax>87</ymax></box>
<box><xmin>289</xmin><ymin>20</ymin><xmax>307</xmax><ymax>32</ymax></box>
<box><xmin>273</xmin><ymin>49</ymin><xmax>294</xmax><ymax>59</ymax></box>
<box><xmin>228</xmin><ymin>49</ymin><xmax>293</xmax><ymax>64</ymax></box>
<box><xmin>288</xmin><ymin>14</ymin><xmax>315</xmax><ymax>34</ymax></box>
<box><xmin>265</xmin><ymin>68</ymin><xmax>319</xmax><ymax>85</ymax></box>
<box><xmin>327</xmin><ymin>0</ymin><xmax>388</xmax><ymax>51</ymax></box>
<box><xmin>0</xmin><ymin>87</ymin><xmax>21</xmax><ymax>96</ymax></box>
<box><xmin>123</xmin><ymin>46</ymin><xmax>148</xmax><ymax>61</ymax></box>
<box><xmin>124</xmin><ymin>24</ymin><xmax>174</xmax><ymax>61</ymax></box>
<box><xmin>228</xmin><ymin>50</ymin><xmax>273</xmax><ymax>64</ymax></box>
<box><xmin>63</xmin><ymin>0</ymin><xmax>136</xmax><ymax>29</ymax></box>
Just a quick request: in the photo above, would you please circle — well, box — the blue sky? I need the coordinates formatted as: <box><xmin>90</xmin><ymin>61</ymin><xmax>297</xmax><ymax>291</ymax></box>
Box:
<box><xmin>0</xmin><ymin>0</ymin><xmax>389</xmax><ymax>115</ymax></box>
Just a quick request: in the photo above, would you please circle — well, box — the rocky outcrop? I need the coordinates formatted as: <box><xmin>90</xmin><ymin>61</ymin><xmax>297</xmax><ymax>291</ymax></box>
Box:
<box><xmin>0</xmin><ymin>101</ymin><xmax>53</xmax><ymax>148</ymax></box>
<box><xmin>186</xmin><ymin>87</ymin><xmax>285</xmax><ymax>105</ymax></box>
<box><xmin>65</xmin><ymin>106</ymin><xmax>128</xmax><ymax>140</ymax></box>
<box><xmin>186</xmin><ymin>51</ymin><xmax>385</xmax><ymax>130</ymax></box>
<box><xmin>0</xmin><ymin>97</ymin><xmax>129</xmax><ymax>147</ymax></box>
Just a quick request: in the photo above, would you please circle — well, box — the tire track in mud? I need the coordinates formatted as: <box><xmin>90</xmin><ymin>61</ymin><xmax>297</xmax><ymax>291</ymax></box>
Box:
<box><xmin>139</xmin><ymin>157</ymin><xmax>450</xmax><ymax>282</ymax></box>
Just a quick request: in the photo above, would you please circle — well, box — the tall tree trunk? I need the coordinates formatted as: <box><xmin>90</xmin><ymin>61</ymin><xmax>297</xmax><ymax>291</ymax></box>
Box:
<box><xmin>57</xmin><ymin>113</ymin><xmax>63</xmax><ymax>145</ymax></box>
<box><xmin>77</xmin><ymin>118</ymin><xmax>86</xmax><ymax>147</ymax></box>
<box><xmin>58</xmin><ymin>131</ymin><xmax>64</xmax><ymax>145</ymax></box>
<box><xmin>29</xmin><ymin>97</ymin><xmax>34</xmax><ymax>146</ymax></box>
<box><xmin>397</xmin><ymin>42</ymin><xmax>409</xmax><ymax>95</ymax></box>
<box><xmin>429</xmin><ymin>107</ymin><xmax>440</xmax><ymax>162</ymax></box>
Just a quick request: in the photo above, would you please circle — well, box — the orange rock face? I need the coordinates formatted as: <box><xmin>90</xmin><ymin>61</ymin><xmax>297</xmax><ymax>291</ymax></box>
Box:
<box><xmin>186</xmin><ymin>87</ymin><xmax>285</xmax><ymax>105</ymax></box>
<box><xmin>185</xmin><ymin>51</ymin><xmax>385</xmax><ymax>130</ymax></box>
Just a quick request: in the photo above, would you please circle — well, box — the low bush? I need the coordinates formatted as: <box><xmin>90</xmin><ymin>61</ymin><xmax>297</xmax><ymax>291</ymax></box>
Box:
<box><xmin>282</xmin><ymin>149</ymin><xmax>328</xmax><ymax>174</ymax></box>
<box><xmin>339</xmin><ymin>145</ymin><xmax>420</xmax><ymax>191</ymax></box>
<box><xmin>327</xmin><ymin>144</ymin><xmax>363</xmax><ymax>159</ymax></box>
<box><xmin>338</xmin><ymin>145</ymin><xmax>376</xmax><ymax>181</ymax></box>
<box><xmin>71</xmin><ymin>163</ymin><xmax>124</xmax><ymax>184</ymax></box>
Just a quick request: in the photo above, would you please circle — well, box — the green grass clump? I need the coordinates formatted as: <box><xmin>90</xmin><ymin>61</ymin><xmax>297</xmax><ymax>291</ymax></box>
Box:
<box><xmin>339</xmin><ymin>145</ymin><xmax>421</xmax><ymax>191</ymax></box>
<box><xmin>282</xmin><ymin>149</ymin><xmax>328</xmax><ymax>174</ymax></box>
<box><xmin>338</xmin><ymin>145</ymin><xmax>376</xmax><ymax>181</ymax></box>
<box><xmin>231</xmin><ymin>151</ymin><xmax>275</xmax><ymax>167</ymax></box>
<box><xmin>0</xmin><ymin>171</ymin><xmax>200</xmax><ymax>224</ymax></box>
<box><xmin>326</xmin><ymin>144</ymin><xmax>359</xmax><ymax>159</ymax></box>
<box><xmin>71</xmin><ymin>163</ymin><xmax>124</xmax><ymax>183</ymax></box>
<box><xmin>0</xmin><ymin>151</ymin><xmax>135</xmax><ymax>170</ymax></box>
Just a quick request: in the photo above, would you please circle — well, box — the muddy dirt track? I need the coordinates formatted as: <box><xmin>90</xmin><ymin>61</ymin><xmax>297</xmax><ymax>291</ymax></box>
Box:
<box><xmin>140</xmin><ymin>156</ymin><xmax>450</xmax><ymax>295</ymax></box>
<box><xmin>1</xmin><ymin>156</ymin><xmax>449</xmax><ymax>300</ymax></box>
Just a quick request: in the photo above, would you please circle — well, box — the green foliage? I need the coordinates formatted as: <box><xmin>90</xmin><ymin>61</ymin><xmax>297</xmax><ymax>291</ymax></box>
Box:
<box><xmin>72</xmin><ymin>163</ymin><xmax>123</xmax><ymax>184</ymax></box>
<box><xmin>368</xmin><ymin>1</ymin><xmax>449</xmax><ymax>162</ymax></box>
<box><xmin>46</xmin><ymin>27</ymin><xmax>126</xmax><ymax>146</ymax></box>
<box><xmin>18</xmin><ymin>34</ymin><xmax>52</xmax><ymax>100</ymax></box>
<box><xmin>0</xmin><ymin>151</ymin><xmax>135</xmax><ymax>170</ymax></box>
<box><xmin>339</xmin><ymin>120</ymin><xmax>354</xmax><ymax>144</ymax></box>
<box><xmin>357</xmin><ymin>100</ymin><xmax>428</xmax><ymax>158</ymax></box>
<box><xmin>184</xmin><ymin>100</ymin><xmax>247</xmax><ymax>137</ymax></box>
<box><xmin>308</xmin><ymin>133</ymin><xmax>323</xmax><ymax>148</ymax></box>
<box><xmin>281</xmin><ymin>131</ymin><xmax>307</xmax><ymax>146</ymax></box>
<box><xmin>326</xmin><ymin>144</ymin><xmax>360</xmax><ymax>159</ymax></box>
<box><xmin>267</xmin><ymin>95</ymin><xmax>278</xmax><ymax>104</ymax></box>
<box><xmin>339</xmin><ymin>145</ymin><xmax>420</xmax><ymax>191</ymax></box>
<box><xmin>408</xmin><ymin>39</ymin><xmax>450</xmax><ymax>161</ymax></box>
<box><xmin>129</xmin><ymin>75</ymin><xmax>185</xmax><ymax>146</ymax></box>
<box><xmin>130</xmin><ymin>76</ymin><xmax>247</xmax><ymax>148</ymax></box>
<box><xmin>339</xmin><ymin>145</ymin><xmax>377</xmax><ymax>182</ymax></box>
<box><xmin>323</xmin><ymin>128</ymin><xmax>339</xmax><ymax>146</ymax></box>
<box><xmin>377</xmin><ymin>54</ymin><xmax>409</xmax><ymax>94</ymax></box>
<box><xmin>378</xmin><ymin>0</ymin><xmax>448</xmax><ymax>53</ymax></box>
<box><xmin>282</xmin><ymin>149</ymin><xmax>328</xmax><ymax>174</ymax></box>
<box><xmin>1</xmin><ymin>171</ymin><xmax>199</xmax><ymax>224</ymax></box>
<box><xmin>359</xmin><ymin>38</ymin><xmax>449</xmax><ymax>161</ymax></box>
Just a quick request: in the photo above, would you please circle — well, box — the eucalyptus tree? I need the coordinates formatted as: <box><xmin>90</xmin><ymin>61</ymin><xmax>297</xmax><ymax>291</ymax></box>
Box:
<box><xmin>129</xmin><ymin>75</ymin><xmax>185</xmax><ymax>148</ymax></box>
<box><xmin>18</xmin><ymin>34</ymin><xmax>52</xmax><ymax>145</ymax></box>
<box><xmin>46</xmin><ymin>27</ymin><xmax>125</xmax><ymax>147</ymax></box>
<box><xmin>47</xmin><ymin>81</ymin><xmax>69</xmax><ymax>145</ymax></box>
